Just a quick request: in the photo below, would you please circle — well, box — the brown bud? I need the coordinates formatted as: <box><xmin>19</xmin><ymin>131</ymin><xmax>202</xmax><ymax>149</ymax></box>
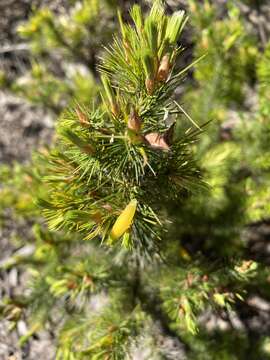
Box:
<box><xmin>145</xmin><ymin>132</ymin><xmax>170</xmax><ymax>151</ymax></box>
<box><xmin>67</xmin><ymin>281</ymin><xmax>77</xmax><ymax>290</ymax></box>
<box><xmin>92</xmin><ymin>212</ymin><xmax>102</xmax><ymax>224</ymax></box>
<box><xmin>157</xmin><ymin>54</ymin><xmax>171</xmax><ymax>82</ymax></box>
<box><xmin>83</xmin><ymin>144</ymin><xmax>95</xmax><ymax>155</ymax></box>
<box><xmin>75</xmin><ymin>108</ymin><xmax>89</xmax><ymax>127</ymax></box>
<box><xmin>89</xmin><ymin>190</ymin><xmax>98</xmax><ymax>198</ymax></box>
<box><xmin>111</xmin><ymin>102</ymin><xmax>119</xmax><ymax>117</ymax></box>
<box><xmin>145</xmin><ymin>77</ymin><xmax>155</xmax><ymax>95</ymax></box>
<box><xmin>128</xmin><ymin>108</ymin><xmax>141</xmax><ymax>132</ymax></box>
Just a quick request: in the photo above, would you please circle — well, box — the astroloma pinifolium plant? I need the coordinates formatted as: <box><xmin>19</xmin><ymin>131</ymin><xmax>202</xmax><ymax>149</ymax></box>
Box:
<box><xmin>39</xmin><ymin>1</ymin><xmax>204</xmax><ymax>258</ymax></box>
<box><xmin>4</xmin><ymin>2</ymin><xmax>258</xmax><ymax>358</ymax></box>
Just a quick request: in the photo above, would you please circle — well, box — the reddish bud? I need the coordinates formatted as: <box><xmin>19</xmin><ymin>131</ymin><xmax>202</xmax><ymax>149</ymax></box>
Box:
<box><xmin>145</xmin><ymin>77</ymin><xmax>155</xmax><ymax>95</ymax></box>
<box><xmin>75</xmin><ymin>108</ymin><xmax>89</xmax><ymax>127</ymax></box>
<box><xmin>67</xmin><ymin>281</ymin><xmax>77</xmax><ymax>290</ymax></box>
<box><xmin>128</xmin><ymin>108</ymin><xmax>141</xmax><ymax>132</ymax></box>
<box><xmin>83</xmin><ymin>144</ymin><xmax>95</xmax><ymax>155</ymax></box>
<box><xmin>157</xmin><ymin>54</ymin><xmax>171</xmax><ymax>82</ymax></box>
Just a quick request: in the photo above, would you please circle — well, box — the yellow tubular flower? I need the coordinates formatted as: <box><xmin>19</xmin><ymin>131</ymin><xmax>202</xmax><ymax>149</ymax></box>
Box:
<box><xmin>110</xmin><ymin>199</ymin><xmax>138</xmax><ymax>240</ymax></box>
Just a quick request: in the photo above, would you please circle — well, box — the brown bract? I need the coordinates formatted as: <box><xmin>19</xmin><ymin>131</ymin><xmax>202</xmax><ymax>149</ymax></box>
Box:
<box><xmin>144</xmin><ymin>132</ymin><xmax>170</xmax><ymax>151</ymax></box>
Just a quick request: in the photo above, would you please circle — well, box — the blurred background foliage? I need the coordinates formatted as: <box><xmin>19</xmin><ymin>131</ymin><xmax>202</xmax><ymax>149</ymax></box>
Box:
<box><xmin>1</xmin><ymin>0</ymin><xmax>270</xmax><ymax>359</ymax></box>
<box><xmin>0</xmin><ymin>0</ymin><xmax>118</xmax><ymax>112</ymax></box>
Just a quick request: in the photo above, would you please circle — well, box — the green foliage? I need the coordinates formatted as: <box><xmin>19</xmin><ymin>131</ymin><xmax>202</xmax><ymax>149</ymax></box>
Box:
<box><xmin>0</xmin><ymin>162</ymin><xmax>42</xmax><ymax>219</ymax></box>
<box><xmin>172</xmin><ymin>0</ymin><xmax>270</xmax><ymax>259</ymax></box>
<box><xmin>160</xmin><ymin>260</ymin><xmax>257</xmax><ymax>335</ymax></box>
<box><xmin>5</xmin><ymin>0</ymin><xmax>117</xmax><ymax>113</ymax></box>
<box><xmin>188</xmin><ymin>0</ymin><xmax>258</xmax><ymax>116</ymax></box>
<box><xmin>37</xmin><ymin>1</ymin><xmax>205</xmax><ymax>258</ymax></box>
<box><xmin>1</xmin><ymin>0</ymin><xmax>270</xmax><ymax>359</ymax></box>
